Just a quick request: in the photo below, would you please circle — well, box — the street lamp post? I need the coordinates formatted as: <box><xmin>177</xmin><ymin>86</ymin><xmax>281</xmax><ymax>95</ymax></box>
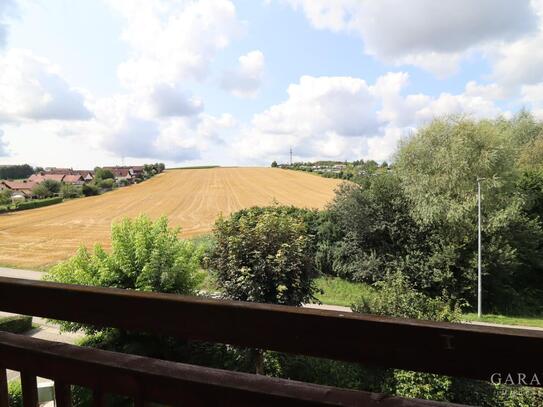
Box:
<box><xmin>477</xmin><ymin>177</ymin><xmax>484</xmax><ymax>318</ymax></box>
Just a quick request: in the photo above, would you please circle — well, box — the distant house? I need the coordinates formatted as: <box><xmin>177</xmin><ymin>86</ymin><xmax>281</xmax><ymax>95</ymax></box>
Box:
<box><xmin>74</xmin><ymin>171</ymin><xmax>94</xmax><ymax>182</ymax></box>
<box><xmin>0</xmin><ymin>180</ymin><xmax>37</xmax><ymax>198</ymax></box>
<box><xmin>103</xmin><ymin>166</ymin><xmax>134</xmax><ymax>183</ymax></box>
<box><xmin>28</xmin><ymin>173</ymin><xmax>65</xmax><ymax>183</ymax></box>
<box><xmin>129</xmin><ymin>166</ymin><xmax>144</xmax><ymax>178</ymax></box>
<box><xmin>44</xmin><ymin>168</ymin><xmax>73</xmax><ymax>175</ymax></box>
<box><xmin>62</xmin><ymin>174</ymin><xmax>85</xmax><ymax>185</ymax></box>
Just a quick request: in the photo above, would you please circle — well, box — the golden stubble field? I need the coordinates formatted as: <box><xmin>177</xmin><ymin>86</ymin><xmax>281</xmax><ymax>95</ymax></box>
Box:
<box><xmin>0</xmin><ymin>167</ymin><xmax>344</xmax><ymax>269</ymax></box>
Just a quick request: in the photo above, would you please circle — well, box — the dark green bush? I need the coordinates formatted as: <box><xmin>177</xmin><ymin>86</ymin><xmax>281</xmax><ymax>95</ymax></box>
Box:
<box><xmin>8</xmin><ymin>380</ymin><xmax>23</xmax><ymax>407</ymax></box>
<box><xmin>98</xmin><ymin>178</ymin><xmax>115</xmax><ymax>190</ymax></box>
<box><xmin>0</xmin><ymin>315</ymin><xmax>33</xmax><ymax>333</ymax></box>
<box><xmin>14</xmin><ymin>197</ymin><xmax>63</xmax><ymax>211</ymax></box>
<box><xmin>210</xmin><ymin>205</ymin><xmax>317</xmax><ymax>306</ymax></box>
<box><xmin>61</xmin><ymin>184</ymin><xmax>83</xmax><ymax>199</ymax></box>
<box><xmin>82</xmin><ymin>183</ymin><xmax>99</xmax><ymax>196</ymax></box>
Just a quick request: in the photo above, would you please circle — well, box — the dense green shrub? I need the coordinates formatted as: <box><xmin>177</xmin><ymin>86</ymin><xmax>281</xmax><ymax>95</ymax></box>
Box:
<box><xmin>0</xmin><ymin>190</ymin><xmax>11</xmax><ymax>205</ymax></box>
<box><xmin>353</xmin><ymin>272</ymin><xmax>462</xmax><ymax>322</ymax></box>
<box><xmin>45</xmin><ymin>215</ymin><xmax>203</xmax><ymax>335</ymax></box>
<box><xmin>14</xmin><ymin>197</ymin><xmax>63</xmax><ymax>211</ymax></box>
<box><xmin>61</xmin><ymin>183</ymin><xmax>82</xmax><ymax>199</ymax></box>
<box><xmin>98</xmin><ymin>178</ymin><xmax>115</xmax><ymax>190</ymax></box>
<box><xmin>82</xmin><ymin>183</ymin><xmax>99</xmax><ymax>196</ymax></box>
<box><xmin>31</xmin><ymin>183</ymin><xmax>51</xmax><ymax>198</ymax></box>
<box><xmin>8</xmin><ymin>379</ymin><xmax>23</xmax><ymax>407</ymax></box>
<box><xmin>93</xmin><ymin>167</ymin><xmax>115</xmax><ymax>180</ymax></box>
<box><xmin>349</xmin><ymin>273</ymin><xmax>543</xmax><ymax>404</ymax></box>
<box><xmin>210</xmin><ymin>205</ymin><xmax>318</xmax><ymax>306</ymax></box>
<box><xmin>0</xmin><ymin>315</ymin><xmax>33</xmax><ymax>333</ymax></box>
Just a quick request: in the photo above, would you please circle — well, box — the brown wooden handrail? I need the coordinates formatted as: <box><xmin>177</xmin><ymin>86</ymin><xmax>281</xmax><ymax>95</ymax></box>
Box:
<box><xmin>0</xmin><ymin>331</ymin><xmax>463</xmax><ymax>407</ymax></box>
<box><xmin>1</xmin><ymin>277</ymin><xmax>542</xmax><ymax>382</ymax></box>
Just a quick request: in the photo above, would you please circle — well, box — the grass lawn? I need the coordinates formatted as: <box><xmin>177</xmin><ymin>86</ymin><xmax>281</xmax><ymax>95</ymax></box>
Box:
<box><xmin>314</xmin><ymin>276</ymin><xmax>374</xmax><ymax>308</ymax></box>
<box><xmin>313</xmin><ymin>276</ymin><xmax>543</xmax><ymax>329</ymax></box>
<box><xmin>463</xmin><ymin>313</ymin><xmax>543</xmax><ymax>329</ymax></box>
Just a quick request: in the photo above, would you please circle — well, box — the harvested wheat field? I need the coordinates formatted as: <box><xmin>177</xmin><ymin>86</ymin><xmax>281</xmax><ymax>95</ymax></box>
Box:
<box><xmin>0</xmin><ymin>167</ymin><xmax>343</xmax><ymax>269</ymax></box>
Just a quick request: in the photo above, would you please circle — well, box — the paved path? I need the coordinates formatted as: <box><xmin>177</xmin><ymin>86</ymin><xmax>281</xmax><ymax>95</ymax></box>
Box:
<box><xmin>305</xmin><ymin>303</ymin><xmax>543</xmax><ymax>332</ymax></box>
<box><xmin>0</xmin><ymin>266</ymin><xmax>43</xmax><ymax>280</ymax></box>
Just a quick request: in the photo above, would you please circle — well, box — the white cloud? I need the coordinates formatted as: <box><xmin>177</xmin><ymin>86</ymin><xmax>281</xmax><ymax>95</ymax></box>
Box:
<box><xmin>521</xmin><ymin>82</ymin><xmax>543</xmax><ymax>119</ymax></box>
<box><xmin>464</xmin><ymin>81</ymin><xmax>506</xmax><ymax>100</ymax></box>
<box><xmin>522</xmin><ymin>82</ymin><xmax>543</xmax><ymax>103</ymax></box>
<box><xmin>148</xmin><ymin>84</ymin><xmax>204</xmax><ymax>117</ymax></box>
<box><xmin>83</xmin><ymin>0</ymin><xmax>246</xmax><ymax>162</ymax></box>
<box><xmin>108</xmin><ymin>0</ymin><xmax>243</xmax><ymax>88</ymax></box>
<box><xmin>490</xmin><ymin>35</ymin><xmax>543</xmax><ymax>88</ymax></box>
<box><xmin>235</xmin><ymin>74</ymin><xmax>506</xmax><ymax>164</ymax></box>
<box><xmin>285</xmin><ymin>0</ymin><xmax>538</xmax><ymax>77</ymax></box>
<box><xmin>253</xmin><ymin>75</ymin><xmax>380</xmax><ymax>138</ymax></box>
<box><xmin>221</xmin><ymin>50</ymin><xmax>265</xmax><ymax>98</ymax></box>
<box><xmin>0</xmin><ymin>50</ymin><xmax>92</xmax><ymax>121</ymax></box>
<box><xmin>102</xmin><ymin>116</ymin><xmax>199</xmax><ymax>162</ymax></box>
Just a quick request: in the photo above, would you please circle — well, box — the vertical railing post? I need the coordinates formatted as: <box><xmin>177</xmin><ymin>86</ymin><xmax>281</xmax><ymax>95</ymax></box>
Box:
<box><xmin>0</xmin><ymin>369</ymin><xmax>8</xmax><ymax>407</ymax></box>
<box><xmin>20</xmin><ymin>372</ymin><xmax>38</xmax><ymax>407</ymax></box>
<box><xmin>54</xmin><ymin>381</ymin><xmax>72</xmax><ymax>407</ymax></box>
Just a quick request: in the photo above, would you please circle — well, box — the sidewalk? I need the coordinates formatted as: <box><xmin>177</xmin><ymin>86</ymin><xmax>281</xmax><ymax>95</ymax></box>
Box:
<box><xmin>0</xmin><ymin>266</ymin><xmax>43</xmax><ymax>280</ymax></box>
<box><xmin>304</xmin><ymin>303</ymin><xmax>543</xmax><ymax>332</ymax></box>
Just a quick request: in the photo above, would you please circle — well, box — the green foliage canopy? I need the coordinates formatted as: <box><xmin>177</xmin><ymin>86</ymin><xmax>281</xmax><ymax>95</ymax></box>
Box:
<box><xmin>46</xmin><ymin>215</ymin><xmax>203</xmax><ymax>334</ymax></box>
<box><xmin>210</xmin><ymin>206</ymin><xmax>318</xmax><ymax>306</ymax></box>
<box><xmin>0</xmin><ymin>164</ymin><xmax>34</xmax><ymax>180</ymax></box>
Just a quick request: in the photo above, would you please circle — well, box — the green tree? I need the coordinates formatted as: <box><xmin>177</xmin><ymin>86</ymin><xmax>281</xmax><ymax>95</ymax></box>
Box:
<box><xmin>61</xmin><ymin>183</ymin><xmax>82</xmax><ymax>199</ymax></box>
<box><xmin>82</xmin><ymin>183</ymin><xmax>99</xmax><ymax>196</ymax></box>
<box><xmin>321</xmin><ymin>174</ymin><xmax>449</xmax><ymax>294</ymax></box>
<box><xmin>143</xmin><ymin>164</ymin><xmax>156</xmax><ymax>178</ymax></box>
<box><xmin>31</xmin><ymin>183</ymin><xmax>51</xmax><ymax>198</ymax></box>
<box><xmin>210</xmin><ymin>206</ymin><xmax>317</xmax><ymax>306</ymax></box>
<box><xmin>0</xmin><ymin>164</ymin><xmax>34</xmax><ymax>180</ymax></box>
<box><xmin>271</xmin><ymin>161</ymin><xmax>278</xmax><ymax>168</ymax></box>
<box><xmin>394</xmin><ymin>115</ymin><xmax>543</xmax><ymax>313</ymax></box>
<box><xmin>98</xmin><ymin>178</ymin><xmax>115</xmax><ymax>190</ymax></box>
<box><xmin>210</xmin><ymin>206</ymin><xmax>318</xmax><ymax>373</ymax></box>
<box><xmin>45</xmin><ymin>215</ymin><xmax>203</xmax><ymax>335</ymax></box>
<box><xmin>0</xmin><ymin>190</ymin><xmax>11</xmax><ymax>205</ymax></box>
<box><xmin>41</xmin><ymin>179</ymin><xmax>61</xmax><ymax>195</ymax></box>
<box><xmin>94</xmin><ymin>167</ymin><xmax>115</xmax><ymax>181</ymax></box>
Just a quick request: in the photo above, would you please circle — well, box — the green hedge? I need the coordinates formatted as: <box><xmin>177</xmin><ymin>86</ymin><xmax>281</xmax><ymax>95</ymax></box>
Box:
<box><xmin>0</xmin><ymin>315</ymin><xmax>33</xmax><ymax>333</ymax></box>
<box><xmin>15</xmin><ymin>197</ymin><xmax>63</xmax><ymax>211</ymax></box>
<box><xmin>0</xmin><ymin>197</ymin><xmax>64</xmax><ymax>213</ymax></box>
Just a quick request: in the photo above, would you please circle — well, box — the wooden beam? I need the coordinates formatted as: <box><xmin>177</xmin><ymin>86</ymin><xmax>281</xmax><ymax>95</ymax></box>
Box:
<box><xmin>1</xmin><ymin>277</ymin><xmax>542</xmax><ymax>382</ymax></box>
<box><xmin>0</xmin><ymin>332</ymin><xmax>463</xmax><ymax>407</ymax></box>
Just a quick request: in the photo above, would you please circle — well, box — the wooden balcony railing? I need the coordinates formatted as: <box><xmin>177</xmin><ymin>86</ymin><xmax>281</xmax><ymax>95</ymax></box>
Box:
<box><xmin>0</xmin><ymin>276</ymin><xmax>542</xmax><ymax>406</ymax></box>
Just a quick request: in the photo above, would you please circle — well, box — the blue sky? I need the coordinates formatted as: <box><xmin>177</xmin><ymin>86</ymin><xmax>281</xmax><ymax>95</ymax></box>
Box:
<box><xmin>0</xmin><ymin>0</ymin><xmax>542</xmax><ymax>168</ymax></box>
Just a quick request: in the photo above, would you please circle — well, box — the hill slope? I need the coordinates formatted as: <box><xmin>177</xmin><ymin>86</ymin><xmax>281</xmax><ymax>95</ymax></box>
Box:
<box><xmin>0</xmin><ymin>168</ymin><xmax>343</xmax><ymax>269</ymax></box>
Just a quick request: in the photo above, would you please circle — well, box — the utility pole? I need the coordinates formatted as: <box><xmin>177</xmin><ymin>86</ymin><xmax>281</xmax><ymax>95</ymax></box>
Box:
<box><xmin>477</xmin><ymin>177</ymin><xmax>484</xmax><ymax>318</ymax></box>
<box><xmin>289</xmin><ymin>147</ymin><xmax>293</xmax><ymax>166</ymax></box>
